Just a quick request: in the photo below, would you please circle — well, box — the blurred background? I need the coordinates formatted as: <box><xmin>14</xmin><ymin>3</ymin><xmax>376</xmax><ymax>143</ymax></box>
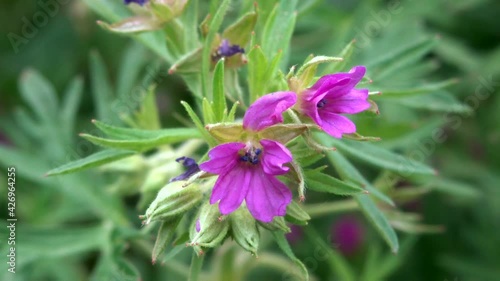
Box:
<box><xmin>1</xmin><ymin>0</ymin><xmax>499</xmax><ymax>280</ymax></box>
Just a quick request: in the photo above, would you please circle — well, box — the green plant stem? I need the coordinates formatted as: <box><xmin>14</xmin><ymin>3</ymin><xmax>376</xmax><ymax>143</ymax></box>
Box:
<box><xmin>304</xmin><ymin>200</ymin><xmax>358</xmax><ymax>217</ymax></box>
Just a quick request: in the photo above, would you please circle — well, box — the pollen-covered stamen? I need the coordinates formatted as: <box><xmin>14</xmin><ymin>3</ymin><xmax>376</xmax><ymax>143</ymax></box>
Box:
<box><xmin>239</xmin><ymin>147</ymin><xmax>262</xmax><ymax>165</ymax></box>
<box><xmin>317</xmin><ymin>99</ymin><xmax>327</xmax><ymax>108</ymax></box>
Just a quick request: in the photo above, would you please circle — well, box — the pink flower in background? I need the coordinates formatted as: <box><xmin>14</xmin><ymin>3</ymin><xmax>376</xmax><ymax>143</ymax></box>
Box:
<box><xmin>331</xmin><ymin>216</ymin><xmax>364</xmax><ymax>256</ymax></box>
<box><xmin>285</xmin><ymin>225</ymin><xmax>304</xmax><ymax>245</ymax></box>
<box><xmin>200</xmin><ymin>92</ymin><xmax>296</xmax><ymax>222</ymax></box>
<box><xmin>297</xmin><ymin>66</ymin><xmax>370</xmax><ymax>138</ymax></box>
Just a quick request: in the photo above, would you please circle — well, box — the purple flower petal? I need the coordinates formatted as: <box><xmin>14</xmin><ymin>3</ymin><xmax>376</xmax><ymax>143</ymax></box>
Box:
<box><xmin>243</xmin><ymin>91</ymin><xmax>297</xmax><ymax>131</ymax></box>
<box><xmin>210</xmin><ymin>165</ymin><xmax>252</xmax><ymax>215</ymax></box>
<box><xmin>286</xmin><ymin>225</ymin><xmax>304</xmax><ymax>244</ymax></box>
<box><xmin>169</xmin><ymin>157</ymin><xmax>200</xmax><ymax>182</ymax></box>
<box><xmin>260</xmin><ymin>139</ymin><xmax>292</xmax><ymax>175</ymax></box>
<box><xmin>298</xmin><ymin>66</ymin><xmax>369</xmax><ymax>138</ymax></box>
<box><xmin>195</xmin><ymin>219</ymin><xmax>201</xmax><ymax>232</ymax></box>
<box><xmin>318</xmin><ymin>112</ymin><xmax>356</xmax><ymax>138</ymax></box>
<box><xmin>331</xmin><ymin>216</ymin><xmax>364</xmax><ymax>256</ymax></box>
<box><xmin>245</xmin><ymin>168</ymin><xmax>292</xmax><ymax>223</ymax></box>
<box><xmin>213</xmin><ymin>39</ymin><xmax>245</xmax><ymax>61</ymax></box>
<box><xmin>200</xmin><ymin>142</ymin><xmax>245</xmax><ymax>174</ymax></box>
<box><xmin>320</xmin><ymin>66</ymin><xmax>365</xmax><ymax>98</ymax></box>
<box><xmin>324</xmin><ymin>88</ymin><xmax>370</xmax><ymax>114</ymax></box>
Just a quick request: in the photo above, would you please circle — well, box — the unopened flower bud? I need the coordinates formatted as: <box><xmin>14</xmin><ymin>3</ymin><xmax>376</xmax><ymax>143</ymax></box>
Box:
<box><xmin>285</xmin><ymin>201</ymin><xmax>311</xmax><ymax>225</ymax></box>
<box><xmin>150</xmin><ymin>0</ymin><xmax>188</xmax><ymax>22</ymax></box>
<box><xmin>189</xmin><ymin>203</ymin><xmax>229</xmax><ymax>253</ymax></box>
<box><xmin>230</xmin><ymin>207</ymin><xmax>260</xmax><ymax>255</ymax></box>
<box><xmin>142</xmin><ymin>181</ymin><xmax>202</xmax><ymax>224</ymax></box>
<box><xmin>258</xmin><ymin>216</ymin><xmax>291</xmax><ymax>233</ymax></box>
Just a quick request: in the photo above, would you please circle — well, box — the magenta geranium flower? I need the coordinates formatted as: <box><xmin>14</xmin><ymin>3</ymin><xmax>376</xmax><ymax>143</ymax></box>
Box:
<box><xmin>200</xmin><ymin>92</ymin><xmax>296</xmax><ymax>222</ymax></box>
<box><xmin>297</xmin><ymin>66</ymin><xmax>371</xmax><ymax>138</ymax></box>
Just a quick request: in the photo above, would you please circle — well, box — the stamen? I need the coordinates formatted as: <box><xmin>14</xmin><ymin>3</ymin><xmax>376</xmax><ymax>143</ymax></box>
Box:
<box><xmin>317</xmin><ymin>99</ymin><xmax>327</xmax><ymax>108</ymax></box>
<box><xmin>239</xmin><ymin>147</ymin><xmax>262</xmax><ymax>165</ymax></box>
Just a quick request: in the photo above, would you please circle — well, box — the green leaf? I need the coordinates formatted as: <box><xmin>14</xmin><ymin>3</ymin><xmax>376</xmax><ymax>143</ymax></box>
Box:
<box><xmin>133</xmin><ymin>86</ymin><xmax>161</xmax><ymax>130</ymax></box>
<box><xmin>261</xmin><ymin>0</ymin><xmax>298</xmax><ymax>59</ymax></box>
<box><xmin>152</xmin><ymin>217</ymin><xmax>182</xmax><ymax>264</ymax></box>
<box><xmin>181</xmin><ymin>101</ymin><xmax>217</xmax><ymax>146</ymax></box>
<box><xmin>212</xmin><ymin>58</ymin><xmax>226</xmax><ymax>122</ymax></box>
<box><xmin>304</xmin><ymin>170</ymin><xmax>365</xmax><ymax>195</ymax></box>
<box><xmin>19</xmin><ymin>69</ymin><xmax>58</xmax><ymax>122</ymax></box>
<box><xmin>319</xmin><ymin>135</ymin><xmax>436</xmax><ymax>176</ymax></box>
<box><xmin>426</xmin><ymin>178</ymin><xmax>481</xmax><ymax>201</ymax></box>
<box><xmin>327</xmin><ymin>151</ymin><xmax>395</xmax><ymax>206</ymax></box>
<box><xmin>61</xmin><ymin>76</ymin><xmax>84</xmax><ymax>137</ymax></box>
<box><xmin>374</xmin><ymin>79</ymin><xmax>459</xmax><ymax>98</ymax></box>
<box><xmin>222</xmin><ymin>11</ymin><xmax>258</xmax><ymax>46</ymax></box>
<box><xmin>80</xmin><ymin>128</ymin><xmax>201</xmax><ymax>151</ymax></box>
<box><xmin>355</xmin><ymin>194</ymin><xmax>399</xmax><ymax>253</ymax></box>
<box><xmin>91</xmin><ymin>255</ymin><xmax>140</xmax><ymax>281</ymax></box>
<box><xmin>202</xmin><ymin>98</ymin><xmax>216</xmax><ymax>124</ymax></box>
<box><xmin>368</xmin><ymin>37</ymin><xmax>437</xmax><ymax>80</ymax></box>
<box><xmin>46</xmin><ymin>149</ymin><xmax>136</xmax><ymax>176</ymax></box>
<box><xmin>247</xmin><ymin>45</ymin><xmax>268</xmax><ymax>102</ymax></box>
<box><xmin>188</xmin><ymin>254</ymin><xmax>205</xmax><ymax>281</ymax></box>
<box><xmin>201</xmin><ymin>0</ymin><xmax>231</xmax><ymax>98</ymax></box>
<box><xmin>89</xmin><ymin>51</ymin><xmax>116</xmax><ymax>123</ymax></box>
<box><xmin>181</xmin><ymin>0</ymin><xmax>199</xmax><ymax>50</ymax></box>
<box><xmin>303</xmin><ymin>227</ymin><xmax>355</xmax><ymax>281</ymax></box>
<box><xmin>271</xmin><ymin>231</ymin><xmax>309</xmax><ymax>281</ymax></box>
<box><xmin>224</xmin><ymin>101</ymin><xmax>240</xmax><ymax>122</ymax></box>
<box><xmin>297</xmin><ymin>55</ymin><xmax>343</xmax><ymax>76</ymax></box>
<box><xmin>385</xmin><ymin>91</ymin><xmax>472</xmax><ymax>113</ymax></box>
<box><xmin>325</xmin><ymin>39</ymin><xmax>356</xmax><ymax>74</ymax></box>
<box><xmin>16</xmin><ymin>225</ymin><xmax>106</xmax><ymax>266</ymax></box>
<box><xmin>169</xmin><ymin>47</ymin><xmax>203</xmax><ymax>74</ymax></box>
<box><xmin>117</xmin><ymin>43</ymin><xmax>148</xmax><ymax>99</ymax></box>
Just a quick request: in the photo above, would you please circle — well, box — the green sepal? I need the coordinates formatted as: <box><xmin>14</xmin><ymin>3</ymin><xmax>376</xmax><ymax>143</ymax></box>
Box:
<box><xmin>152</xmin><ymin>216</ymin><xmax>182</xmax><ymax>264</ymax></box>
<box><xmin>285</xmin><ymin>201</ymin><xmax>311</xmax><ymax>226</ymax></box>
<box><xmin>97</xmin><ymin>17</ymin><xmax>161</xmax><ymax>34</ymax></box>
<box><xmin>150</xmin><ymin>0</ymin><xmax>188</xmax><ymax>22</ymax></box>
<box><xmin>206</xmin><ymin>123</ymin><xmax>246</xmax><ymax>143</ymax></box>
<box><xmin>258</xmin><ymin>124</ymin><xmax>314</xmax><ymax>144</ymax></box>
<box><xmin>189</xmin><ymin>202</ymin><xmax>230</xmax><ymax>252</ymax></box>
<box><xmin>230</xmin><ymin>207</ymin><xmax>260</xmax><ymax>255</ymax></box>
<box><xmin>142</xmin><ymin>181</ymin><xmax>203</xmax><ymax>223</ymax></box>
<box><xmin>258</xmin><ymin>216</ymin><xmax>291</xmax><ymax>233</ymax></box>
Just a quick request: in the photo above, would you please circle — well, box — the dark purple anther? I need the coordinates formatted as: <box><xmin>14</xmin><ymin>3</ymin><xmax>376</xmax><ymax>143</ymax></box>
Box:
<box><xmin>317</xmin><ymin>99</ymin><xmax>327</xmax><ymax>108</ymax></box>
<box><xmin>124</xmin><ymin>0</ymin><xmax>148</xmax><ymax>5</ymax></box>
<box><xmin>213</xmin><ymin>39</ymin><xmax>245</xmax><ymax>61</ymax></box>
<box><xmin>169</xmin><ymin>156</ymin><xmax>200</xmax><ymax>182</ymax></box>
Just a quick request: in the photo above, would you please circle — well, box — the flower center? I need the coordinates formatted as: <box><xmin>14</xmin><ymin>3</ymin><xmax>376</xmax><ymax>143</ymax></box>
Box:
<box><xmin>317</xmin><ymin>99</ymin><xmax>327</xmax><ymax>108</ymax></box>
<box><xmin>240</xmin><ymin>147</ymin><xmax>262</xmax><ymax>165</ymax></box>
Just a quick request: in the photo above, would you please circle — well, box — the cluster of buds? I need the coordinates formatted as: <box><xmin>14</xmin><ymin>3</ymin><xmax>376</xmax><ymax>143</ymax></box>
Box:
<box><xmin>142</xmin><ymin>57</ymin><xmax>377</xmax><ymax>257</ymax></box>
